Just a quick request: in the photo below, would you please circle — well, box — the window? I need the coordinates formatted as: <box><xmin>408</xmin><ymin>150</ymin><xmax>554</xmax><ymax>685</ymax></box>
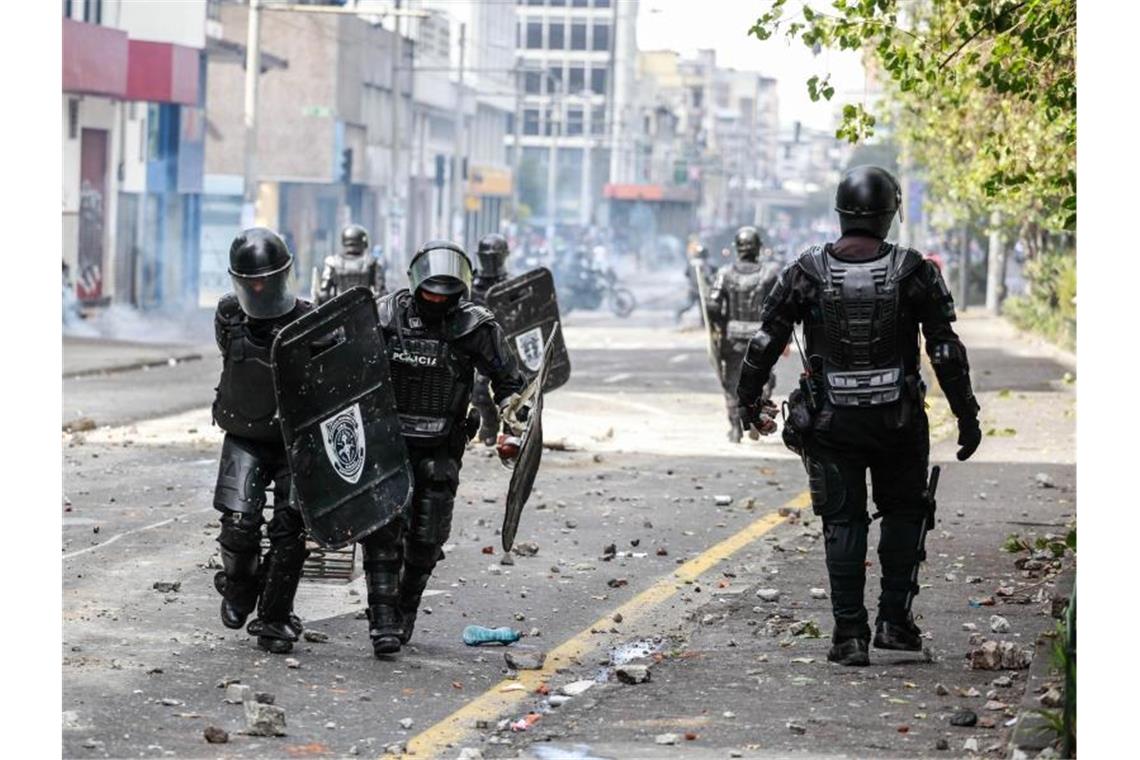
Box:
<box><xmin>524</xmin><ymin>70</ymin><xmax>542</xmax><ymax>94</ymax></box>
<box><xmin>526</xmin><ymin>21</ymin><xmax>542</xmax><ymax>49</ymax></box>
<box><xmin>544</xmin><ymin>108</ymin><xmax>555</xmax><ymax>136</ymax></box>
<box><xmin>63</xmin><ymin>0</ymin><xmax>72</xmax><ymax>18</ymax></box>
<box><xmin>572</xmin><ymin>0</ymin><xmax>588</xmax><ymax>6</ymax></box>
<box><xmin>568</xmin><ymin>66</ymin><xmax>585</xmax><ymax>94</ymax></box>
<box><xmin>566</xmin><ymin>108</ymin><xmax>583</xmax><ymax>136</ymax></box>
<box><xmin>68</xmin><ymin>99</ymin><xmax>79</xmax><ymax>139</ymax></box>
<box><xmin>548</xmin><ymin>22</ymin><xmax>565</xmax><ymax>50</ymax></box>
<box><xmin>527</xmin><ymin>0</ymin><xmax>545</xmax><ymax>5</ymax></box>
<box><xmin>550</xmin><ymin>0</ymin><xmax>566</xmax><ymax>5</ymax></box>
<box><xmin>570</xmin><ymin>22</ymin><xmax>586</xmax><ymax>50</ymax></box>
<box><xmin>591</xmin><ymin>106</ymin><xmax>606</xmax><ymax>135</ymax></box>
<box><xmin>547</xmin><ymin>65</ymin><xmax>563</xmax><ymax>94</ymax></box>
<box><xmin>592</xmin><ymin>23</ymin><xmax>610</xmax><ymax>51</ymax></box>
<box><xmin>523</xmin><ymin>109</ymin><xmax>540</xmax><ymax>135</ymax></box>
<box><xmin>594</xmin><ymin>0</ymin><xmax>611</xmax><ymax>6</ymax></box>
<box><xmin>691</xmin><ymin>86</ymin><xmax>703</xmax><ymax>108</ymax></box>
<box><xmin>590</xmin><ymin>67</ymin><xmax>607</xmax><ymax>95</ymax></box>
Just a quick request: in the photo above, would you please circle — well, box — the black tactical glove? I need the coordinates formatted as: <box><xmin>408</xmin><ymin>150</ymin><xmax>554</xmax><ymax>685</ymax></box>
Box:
<box><xmin>743</xmin><ymin>399</ymin><xmax>779</xmax><ymax>439</ymax></box>
<box><xmin>956</xmin><ymin>416</ymin><xmax>982</xmax><ymax>461</ymax></box>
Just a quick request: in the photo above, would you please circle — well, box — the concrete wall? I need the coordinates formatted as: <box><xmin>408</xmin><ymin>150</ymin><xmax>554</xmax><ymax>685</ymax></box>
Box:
<box><xmin>112</xmin><ymin>0</ymin><xmax>207</xmax><ymax>49</ymax></box>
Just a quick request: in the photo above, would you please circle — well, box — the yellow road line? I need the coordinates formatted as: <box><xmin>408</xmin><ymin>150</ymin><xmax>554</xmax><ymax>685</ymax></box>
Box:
<box><xmin>398</xmin><ymin>490</ymin><xmax>811</xmax><ymax>758</ymax></box>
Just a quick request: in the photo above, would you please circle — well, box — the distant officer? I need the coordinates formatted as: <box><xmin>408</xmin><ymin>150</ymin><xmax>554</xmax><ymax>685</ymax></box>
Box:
<box><xmin>470</xmin><ymin>233</ymin><xmax>513</xmax><ymax>445</ymax></box>
<box><xmin>676</xmin><ymin>243</ymin><xmax>712</xmax><ymax>324</ymax></box>
<box><xmin>706</xmin><ymin>226</ymin><xmax>781</xmax><ymax>441</ymax></box>
<box><xmin>737</xmin><ymin>166</ymin><xmax>982</xmax><ymax>666</ymax></box>
<box><xmin>316</xmin><ymin>224</ymin><xmax>386</xmax><ymax>304</ymax></box>
<box><xmin>211</xmin><ymin>228</ymin><xmax>312</xmax><ymax>654</ymax></box>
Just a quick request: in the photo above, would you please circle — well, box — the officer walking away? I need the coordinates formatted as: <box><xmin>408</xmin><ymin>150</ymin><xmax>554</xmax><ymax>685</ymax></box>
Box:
<box><xmin>470</xmin><ymin>233</ymin><xmax>513</xmax><ymax>446</ymax></box>
<box><xmin>362</xmin><ymin>240</ymin><xmax>528</xmax><ymax>656</ymax></box>
<box><xmin>675</xmin><ymin>242</ymin><xmax>711</xmax><ymax>324</ymax></box>
<box><xmin>211</xmin><ymin>228</ymin><xmax>314</xmax><ymax>654</ymax></box>
<box><xmin>707</xmin><ymin>226</ymin><xmax>781</xmax><ymax>442</ymax></box>
<box><xmin>315</xmin><ymin>224</ymin><xmax>387</xmax><ymax>304</ymax></box>
<box><xmin>736</xmin><ymin>166</ymin><xmax>982</xmax><ymax>666</ymax></box>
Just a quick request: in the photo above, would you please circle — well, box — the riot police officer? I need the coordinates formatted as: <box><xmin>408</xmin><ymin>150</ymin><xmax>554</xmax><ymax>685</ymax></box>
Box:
<box><xmin>211</xmin><ymin>228</ymin><xmax>312</xmax><ymax>655</ymax></box>
<box><xmin>315</xmin><ymin>224</ymin><xmax>386</xmax><ymax>304</ymax></box>
<box><xmin>470</xmin><ymin>233</ymin><xmax>513</xmax><ymax>445</ymax></box>
<box><xmin>736</xmin><ymin>166</ymin><xmax>982</xmax><ymax>666</ymax></box>
<box><xmin>361</xmin><ymin>240</ymin><xmax>527</xmax><ymax>656</ymax></box>
<box><xmin>676</xmin><ymin>243</ymin><xmax>711</xmax><ymax>324</ymax></box>
<box><xmin>707</xmin><ymin>226</ymin><xmax>781</xmax><ymax>442</ymax></box>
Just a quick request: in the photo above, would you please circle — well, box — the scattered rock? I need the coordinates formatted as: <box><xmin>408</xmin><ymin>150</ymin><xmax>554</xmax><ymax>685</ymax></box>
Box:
<box><xmin>64</xmin><ymin>417</ymin><xmax>97</xmax><ymax>433</ymax></box>
<box><xmin>244</xmin><ymin>701</ymin><xmax>287</xmax><ymax>736</ymax></box>
<box><xmin>152</xmin><ymin>581</ymin><xmax>181</xmax><ymax>593</ymax></box>
<box><xmin>513</xmin><ymin>542</ymin><xmax>540</xmax><ymax>557</ymax></box>
<box><xmin>284</xmin><ymin>658</ymin><xmax>300</xmax><ymax>669</ymax></box>
<box><xmin>561</xmin><ymin>680</ymin><xmax>594</xmax><ymax>697</ymax></box>
<box><xmin>655</xmin><ymin>733</ymin><xmax>680</xmax><ymax>745</ymax></box>
<box><xmin>967</xmin><ymin>640</ymin><xmax>1033</xmax><ymax>670</ymax></box>
<box><xmin>1034</xmin><ymin>472</ymin><xmax>1056</xmax><ymax>489</ymax></box>
<box><xmin>714</xmin><ymin>495</ymin><xmax>733</xmax><ymax>506</ymax></box>
<box><xmin>1039</xmin><ymin>687</ymin><xmax>1063</xmax><ymax>708</ymax></box>
<box><xmin>989</xmin><ymin>615</ymin><xmax>1011</xmax><ymax>634</ymax></box>
<box><xmin>456</xmin><ymin>749</ymin><xmax>484</xmax><ymax>760</ymax></box>
<box><xmin>963</xmin><ymin>737</ymin><xmax>979</xmax><ymax>753</ymax></box>
<box><xmin>254</xmin><ymin>692</ymin><xmax>275</xmax><ymax>705</ymax></box>
<box><xmin>934</xmin><ymin>683</ymin><xmax>950</xmax><ymax>696</ymax></box>
<box><xmin>565</xmin><ymin>520</ymin><xmax>578</xmax><ymax>529</ymax></box>
<box><xmin>303</xmin><ymin>630</ymin><xmax>329</xmax><ymax>643</ymax></box>
<box><xmin>203</xmin><ymin>726</ymin><xmax>229</xmax><ymax>744</ymax></box>
<box><xmin>607</xmin><ymin>578</ymin><xmax>628</xmax><ymax>588</ymax></box>
<box><xmin>935</xmin><ymin>738</ymin><xmax>950</xmax><ymax>750</ymax></box>
<box><xmin>398</xmin><ymin>717</ymin><xmax>414</xmax><ymax>730</ymax></box>
<box><xmin>504</xmin><ymin>651</ymin><xmax>546</xmax><ymax>670</ymax></box>
<box><xmin>612</xmin><ymin>612</ymin><xmax>624</xmax><ymax>624</ymax></box>
<box><xmin>950</xmin><ymin>710</ymin><xmax>978</xmax><ymax>727</ymax></box>
<box><xmin>756</xmin><ymin>588</ymin><xmax>781</xmax><ymax>602</ymax></box>
<box><xmin>224</xmin><ymin>683</ymin><xmax>252</xmax><ymax>704</ymax></box>
<box><xmin>615</xmin><ymin>664</ymin><xmax>651</xmax><ymax>684</ymax></box>
<box><xmin>787</xmin><ymin>720</ymin><xmax>807</xmax><ymax>735</ymax></box>
<box><xmin>809</xmin><ymin>587</ymin><xmax>828</xmax><ymax>599</ymax></box>
<box><xmin>992</xmin><ymin>676</ymin><xmax>1013</xmax><ymax>688</ymax></box>
<box><xmin>789</xmin><ymin>620</ymin><xmax>822</xmax><ymax>638</ymax></box>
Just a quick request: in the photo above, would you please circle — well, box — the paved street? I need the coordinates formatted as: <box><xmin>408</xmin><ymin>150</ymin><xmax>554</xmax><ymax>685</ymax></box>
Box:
<box><xmin>62</xmin><ymin>310</ymin><xmax>1074</xmax><ymax>759</ymax></box>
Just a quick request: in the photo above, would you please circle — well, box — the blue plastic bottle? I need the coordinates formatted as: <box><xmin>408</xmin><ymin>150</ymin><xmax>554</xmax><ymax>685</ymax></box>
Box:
<box><xmin>462</xmin><ymin>625</ymin><xmax>522</xmax><ymax>646</ymax></box>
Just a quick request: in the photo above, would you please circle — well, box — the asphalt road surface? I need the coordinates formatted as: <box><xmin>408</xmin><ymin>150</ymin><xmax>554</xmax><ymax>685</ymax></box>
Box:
<box><xmin>62</xmin><ymin>310</ymin><xmax>1075</xmax><ymax>759</ymax></box>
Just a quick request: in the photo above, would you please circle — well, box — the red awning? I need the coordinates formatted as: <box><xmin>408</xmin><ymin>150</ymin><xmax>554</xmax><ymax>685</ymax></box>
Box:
<box><xmin>62</xmin><ymin>18</ymin><xmax>128</xmax><ymax>97</ymax></box>
<box><xmin>127</xmin><ymin>40</ymin><xmax>200</xmax><ymax>106</ymax></box>
<box><xmin>603</xmin><ymin>183</ymin><xmax>697</xmax><ymax>203</ymax></box>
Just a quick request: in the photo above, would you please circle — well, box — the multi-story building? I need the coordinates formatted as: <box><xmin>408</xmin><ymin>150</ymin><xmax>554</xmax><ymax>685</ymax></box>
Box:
<box><xmin>510</xmin><ymin>0</ymin><xmax>637</xmax><ymax>237</ymax></box>
<box><xmin>62</xmin><ymin>0</ymin><xmax>208</xmax><ymax>309</ymax></box>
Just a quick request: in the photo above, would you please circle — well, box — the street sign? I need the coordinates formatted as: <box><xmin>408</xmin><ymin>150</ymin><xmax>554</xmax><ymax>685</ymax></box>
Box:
<box><xmin>302</xmin><ymin>105</ymin><xmax>335</xmax><ymax>118</ymax></box>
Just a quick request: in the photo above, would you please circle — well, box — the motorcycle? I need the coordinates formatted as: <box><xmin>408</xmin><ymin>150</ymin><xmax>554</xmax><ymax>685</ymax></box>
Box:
<box><xmin>560</xmin><ymin>264</ymin><xmax>636</xmax><ymax>318</ymax></box>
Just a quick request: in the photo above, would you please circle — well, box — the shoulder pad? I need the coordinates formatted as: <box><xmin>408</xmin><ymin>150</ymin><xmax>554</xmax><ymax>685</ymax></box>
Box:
<box><xmin>890</xmin><ymin>246</ymin><xmax>925</xmax><ymax>282</ymax></box>
<box><xmin>216</xmin><ymin>293</ymin><xmax>243</xmax><ymax>323</ymax></box>
<box><xmin>376</xmin><ymin>290</ymin><xmax>409</xmax><ymax>329</ymax></box>
<box><xmin>795</xmin><ymin>245</ymin><xmax>828</xmax><ymax>283</ymax></box>
<box><xmin>448</xmin><ymin>301</ymin><xmax>497</xmax><ymax>339</ymax></box>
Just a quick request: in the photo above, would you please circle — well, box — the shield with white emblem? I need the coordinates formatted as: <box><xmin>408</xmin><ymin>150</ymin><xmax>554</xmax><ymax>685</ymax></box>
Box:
<box><xmin>272</xmin><ymin>287</ymin><xmax>412</xmax><ymax>549</ymax></box>
<box><xmin>485</xmin><ymin>267</ymin><xmax>570</xmax><ymax>392</ymax></box>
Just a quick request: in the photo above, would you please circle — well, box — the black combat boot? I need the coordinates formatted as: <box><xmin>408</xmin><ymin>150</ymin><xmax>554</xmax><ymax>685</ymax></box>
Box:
<box><xmin>215</xmin><ymin>545</ymin><xmax>261</xmax><ymax>630</ymax></box>
<box><xmin>367</xmin><ymin>604</ymin><xmax>404</xmax><ymax>656</ymax></box>
<box><xmin>827</xmin><ymin>620</ymin><xmax>871</xmax><ymax>666</ymax></box>
<box><xmin>398</xmin><ymin>562</ymin><xmax>435</xmax><ymax>645</ymax></box>
<box><xmin>874</xmin><ymin>614</ymin><xmax>924</xmax><ymax>651</ymax></box>
<box><xmin>250</xmin><ymin>524</ymin><xmax>307</xmax><ymax>655</ymax></box>
<box><xmin>363</xmin><ymin>533</ymin><xmax>405</xmax><ymax>657</ymax></box>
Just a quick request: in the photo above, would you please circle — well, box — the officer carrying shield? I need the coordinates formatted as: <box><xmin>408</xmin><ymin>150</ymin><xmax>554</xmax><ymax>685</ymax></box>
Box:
<box><xmin>707</xmin><ymin>226</ymin><xmax>782</xmax><ymax>442</ymax></box>
<box><xmin>361</xmin><ymin>240</ymin><xmax>528</xmax><ymax>656</ymax></box>
<box><xmin>470</xmin><ymin>233</ymin><xmax>513</xmax><ymax>445</ymax></box>
<box><xmin>315</xmin><ymin>224</ymin><xmax>386</xmax><ymax>304</ymax></box>
<box><xmin>736</xmin><ymin>166</ymin><xmax>982</xmax><ymax>666</ymax></box>
<box><xmin>676</xmin><ymin>242</ymin><xmax>712</xmax><ymax>324</ymax></box>
<box><xmin>211</xmin><ymin>228</ymin><xmax>313</xmax><ymax>655</ymax></box>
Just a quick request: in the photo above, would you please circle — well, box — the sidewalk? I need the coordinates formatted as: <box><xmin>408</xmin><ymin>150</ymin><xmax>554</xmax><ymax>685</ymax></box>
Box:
<box><xmin>492</xmin><ymin>313</ymin><xmax>1077</xmax><ymax>759</ymax></box>
<box><xmin>62</xmin><ymin>305</ymin><xmax>215</xmax><ymax>377</ymax></box>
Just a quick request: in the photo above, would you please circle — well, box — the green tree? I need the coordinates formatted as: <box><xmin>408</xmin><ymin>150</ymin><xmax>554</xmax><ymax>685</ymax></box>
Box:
<box><xmin>749</xmin><ymin>0</ymin><xmax>1075</xmax><ymax>237</ymax></box>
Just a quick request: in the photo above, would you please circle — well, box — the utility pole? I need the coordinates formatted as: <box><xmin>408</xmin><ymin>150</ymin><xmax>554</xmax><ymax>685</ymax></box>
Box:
<box><xmin>545</xmin><ymin>74</ymin><xmax>560</xmax><ymax>246</ymax></box>
<box><xmin>958</xmin><ymin>225</ymin><xmax>970</xmax><ymax>310</ymax></box>
<box><xmin>242</xmin><ymin>0</ymin><xmax>262</xmax><ymax>228</ymax></box>
<box><xmin>985</xmin><ymin>210</ymin><xmax>1005</xmax><ymax>314</ymax></box>
<box><xmin>451</xmin><ymin>22</ymin><xmax>466</xmax><ymax>243</ymax></box>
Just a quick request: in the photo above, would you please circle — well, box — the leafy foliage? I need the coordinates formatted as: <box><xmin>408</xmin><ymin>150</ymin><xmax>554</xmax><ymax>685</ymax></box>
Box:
<box><xmin>749</xmin><ymin>0</ymin><xmax>1076</xmax><ymax>234</ymax></box>
<box><xmin>1004</xmin><ymin>249</ymin><xmax>1076</xmax><ymax>348</ymax></box>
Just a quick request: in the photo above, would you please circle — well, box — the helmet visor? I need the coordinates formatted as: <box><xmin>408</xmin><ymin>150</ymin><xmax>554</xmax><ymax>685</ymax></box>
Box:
<box><xmin>409</xmin><ymin>247</ymin><xmax>473</xmax><ymax>297</ymax></box>
<box><xmin>230</xmin><ymin>260</ymin><xmax>295</xmax><ymax>319</ymax></box>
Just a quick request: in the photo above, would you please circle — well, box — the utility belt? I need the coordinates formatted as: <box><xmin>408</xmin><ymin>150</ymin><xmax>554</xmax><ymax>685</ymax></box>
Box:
<box><xmin>725</xmin><ymin>319</ymin><xmax>762</xmax><ymax>342</ymax></box>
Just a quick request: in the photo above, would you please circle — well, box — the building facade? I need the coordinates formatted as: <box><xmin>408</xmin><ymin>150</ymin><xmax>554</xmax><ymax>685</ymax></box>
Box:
<box><xmin>62</xmin><ymin>0</ymin><xmax>208</xmax><ymax>309</ymax></box>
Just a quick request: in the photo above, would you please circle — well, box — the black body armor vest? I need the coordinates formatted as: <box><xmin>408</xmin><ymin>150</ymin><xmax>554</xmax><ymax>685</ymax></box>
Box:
<box><xmin>213</xmin><ymin>296</ymin><xmax>312</xmax><ymax>442</ymax></box>
<box><xmin>328</xmin><ymin>254</ymin><xmax>380</xmax><ymax>294</ymax></box>
<box><xmin>471</xmin><ymin>272</ymin><xmax>508</xmax><ymax>307</ymax></box>
<box><xmin>800</xmin><ymin>243</ymin><xmax>921</xmax><ymax>408</ymax></box>
<box><xmin>377</xmin><ymin>291</ymin><xmax>494</xmax><ymax>442</ymax></box>
<box><xmin>721</xmin><ymin>260</ymin><xmax>780</xmax><ymax>341</ymax></box>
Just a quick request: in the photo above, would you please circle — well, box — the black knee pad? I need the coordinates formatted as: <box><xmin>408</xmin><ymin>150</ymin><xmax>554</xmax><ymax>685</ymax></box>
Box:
<box><xmin>404</xmin><ymin>538</ymin><xmax>442</xmax><ymax>569</ymax></box>
<box><xmin>806</xmin><ymin>456</ymin><xmax>847</xmax><ymax>518</ymax></box>
<box><xmin>218</xmin><ymin>510</ymin><xmax>263</xmax><ymax>554</ymax></box>
<box><xmin>407</xmin><ymin>494</ymin><xmax>455</xmax><ymax>548</ymax></box>
<box><xmin>214</xmin><ymin>436</ymin><xmax>273</xmax><ymax>514</ymax></box>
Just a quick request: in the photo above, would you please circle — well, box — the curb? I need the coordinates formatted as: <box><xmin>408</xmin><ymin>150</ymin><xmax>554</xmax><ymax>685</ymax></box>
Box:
<box><xmin>1008</xmin><ymin>568</ymin><xmax>1074</xmax><ymax>759</ymax></box>
<box><xmin>63</xmin><ymin>352</ymin><xmax>204</xmax><ymax>380</ymax></box>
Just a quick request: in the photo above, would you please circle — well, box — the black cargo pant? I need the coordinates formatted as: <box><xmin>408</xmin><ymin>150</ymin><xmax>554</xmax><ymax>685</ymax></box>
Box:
<box><xmin>213</xmin><ymin>433</ymin><xmax>309</xmax><ymax>642</ymax></box>
<box><xmin>359</xmin><ymin>426</ymin><xmax>467</xmax><ymax>630</ymax></box>
<box><xmin>802</xmin><ymin>405</ymin><xmax>930</xmax><ymax>640</ymax></box>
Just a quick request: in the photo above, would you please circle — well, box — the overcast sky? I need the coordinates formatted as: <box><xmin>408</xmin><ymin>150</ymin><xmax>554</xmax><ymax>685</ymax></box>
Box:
<box><xmin>636</xmin><ymin>0</ymin><xmax>868</xmax><ymax>131</ymax></box>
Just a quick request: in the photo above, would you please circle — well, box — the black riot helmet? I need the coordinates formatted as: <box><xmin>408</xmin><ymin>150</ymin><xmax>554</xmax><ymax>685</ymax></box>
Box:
<box><xmin>734</xmin><ymin>226</ymin><xmax>762</xmax><ymax>262</ymax></box>
<box><xmin>228</xmin><ymin>227</ymin><xmax>296</xmax><ymax>319</ymax></box>
<box><xmin>835</xmin><ymin>165</ymin><xmax>902</xmax><ymax>238</ymax></box>
<box><xmin>341</xmin><ymin>224</ymin><xmax>369</xmax><ymax>256</ymax></box>
<box><xmin>476</xmin><ymin>233</ymin><xmax>510</xmax><ymax>278</ymax></box>
<box><xmin>407</xmin><ymin>240</ymin><xmax>473</xmax><ymax>318</ymax></box>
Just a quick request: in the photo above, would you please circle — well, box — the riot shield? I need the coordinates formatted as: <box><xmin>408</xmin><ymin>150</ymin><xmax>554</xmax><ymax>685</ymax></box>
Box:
<box><xmin>272</xmin><ymin>287</ymin><xmax>412</xmax><ymax>550</ymax></box>
<box><xmin>693</xmin><ymin>260</ymin><xmax>723</xmax><ymax>384</ymax></box>
<box><xmin>485</xmin><ymin>267</ymin><xmax>571</xmax><ymax>392</ymax></box>
<box><xmin>500</xmin><ymin>322</ymin><xmax>559</xmax><ymax>552</ymax></box>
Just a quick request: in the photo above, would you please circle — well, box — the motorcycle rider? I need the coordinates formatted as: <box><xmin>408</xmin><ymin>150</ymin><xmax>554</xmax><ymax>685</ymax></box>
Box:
<box><xmin>211</xmin><ymin>228</ymin><xmax>313</xmax><ymax>655</ymax></box>
<box><xmin>470</xmin><ymin>233</ymin><xmax>513</xmax><ymax>445</ymax></box>
<box><xmin>736</xmin><ymin>166</ymin><xmax>982</xmax><ymax>666</ymax></box>
<box><xmin>315</xmin><ymin>224</ymin><xmax>386</xmax><ymax>304</ymax></box>
<box><xmin>707</xmin><ymin>226</ymin><xmax>781</xmax><ymax>442</ymax></box>
<box><xmin>361</xmin><ymin>240</ymin><xmax>528</xmax><ymax>656</ymax></box>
